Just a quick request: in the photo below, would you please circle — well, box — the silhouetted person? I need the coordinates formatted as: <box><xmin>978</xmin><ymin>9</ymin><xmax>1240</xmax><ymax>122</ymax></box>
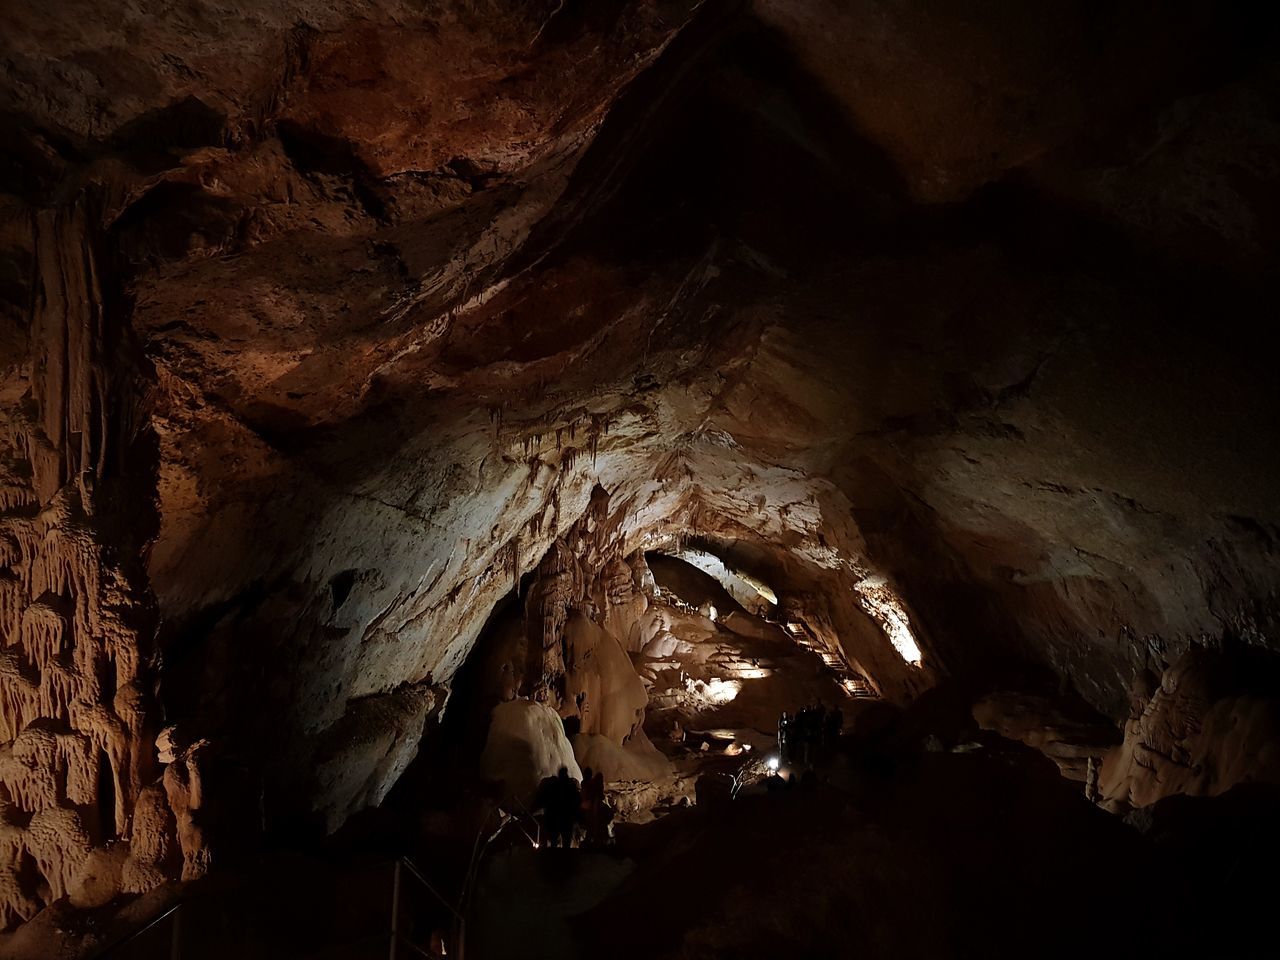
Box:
<box><xmin>583</xmin><ymin>769</ymin><xmax>611</xmax><ymax>846</ymax></box>
<box><xmin>559</xmin><ymin>767</ymin><xmax>582</xmax><ymax>848</ymax></box>
<box><xmin>800</xmin><ymin>704</ymin><xmax>823</xmax><ymax>765</ymax></box>
<box><xmin>825</xmin><ymin>705</ymin><xmax>843</xmax><ymax>752</ymax></box>
<box><xmin>539</xmin><ymin>766</ymin><xmax>580</xmax><ymax>849</ymax></box>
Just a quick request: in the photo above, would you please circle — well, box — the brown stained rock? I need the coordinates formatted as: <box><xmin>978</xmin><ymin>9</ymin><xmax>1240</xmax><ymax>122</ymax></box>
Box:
<box><xmin>562</xmin><ymin>611</ymin><xmax>649</xmax><ymax>743</ymax></box>
<box><xmin>2</xmin><ymin>0</ymin><xmax>1280</xmax><ymax>936</ymax></box>
<box><xmin>161</xmin><ymin>742</ymin><xmax>213</xmax><ymax>882</ymax></box>
<box><xmin>479</xmin><ymin>697</ymin><xmax>582</xmax><ymax>802</ymax></box>
<box><xmin>0</xmin><ymin>196</ymin><xmax>160</xmax><ymax>928</ymax></box>
<box><xmin>973</xmin><ymin>690</ymin><xmax>1121</xmax><ymax>781</ymax></box>
<box><xmin>752</xmin><ymin>0</ymin><xmax>1230</xmax><ymax>202</ymax></box>
<box><xmin>1101</xmin><ymin>648</ymin><xmax>1280</xmax><ymax>808</ymax></box>
<box><xmin>120</xmin><ymin>784</ymin><xmax>178</xmax><ymax>895</ymax></box>
<box><xmin>308</xmin><ymin>681</ymin><xmax>444</xmax><ymax>833</ymax></box>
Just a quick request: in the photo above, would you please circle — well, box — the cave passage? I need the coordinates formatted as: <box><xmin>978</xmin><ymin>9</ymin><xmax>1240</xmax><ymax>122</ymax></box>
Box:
<box><xmin>3</xmin><ymin>1</ymin><xmax>1280</xmax><ymax>958</ymax></box>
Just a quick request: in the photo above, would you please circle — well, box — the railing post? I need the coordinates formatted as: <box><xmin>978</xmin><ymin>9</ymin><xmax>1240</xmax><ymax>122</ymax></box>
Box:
<box><xmin>169</xmin><ymin>905</ymin><xmax>181</xmax><ymax>960</ymax></box>
<box><xmin>390</xmin><ymin>860</ymin><xmax>402</xmax><ymax>960</ymax></box>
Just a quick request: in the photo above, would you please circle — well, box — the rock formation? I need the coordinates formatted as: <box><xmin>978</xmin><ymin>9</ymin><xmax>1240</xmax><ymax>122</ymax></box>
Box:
<box><xmin>1100</xmin><ymin>646</ymin><xmax>1280</xmax><ymax>808</ymax></box>
<box><xmin>2</xmin><ymin>0</ymin><xmax>1279</xmax><ymax>939</ymax></box>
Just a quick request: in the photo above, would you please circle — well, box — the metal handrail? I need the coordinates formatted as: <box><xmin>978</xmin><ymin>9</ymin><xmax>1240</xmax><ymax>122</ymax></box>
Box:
<box><xmin>94</xmin><ymin>900</ymin><xmax>182</xmax><ymax>958</ymax></box>
<box><xmin>92</xmin><ymin>856</ymin><xmax>462</xmax><ymax>960</ymax></box>
<box><xmin>398</xmin><ymin>857</ymin><xmax>462</xmax><ymax>921</ymax></box>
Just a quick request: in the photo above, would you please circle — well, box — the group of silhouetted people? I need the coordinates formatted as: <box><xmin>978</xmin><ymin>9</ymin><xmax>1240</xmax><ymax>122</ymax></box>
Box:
<box><xmin>534</xmin><ymin>766</ymin><xmax>614</xmax><ymax>848</ymax></box>
<box><xmin>778</xmin><ymin>702</ymin><xmax>842</xmax><ymax>766</ymax></box>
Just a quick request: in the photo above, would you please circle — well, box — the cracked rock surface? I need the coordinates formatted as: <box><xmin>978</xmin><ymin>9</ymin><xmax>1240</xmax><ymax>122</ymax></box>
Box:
<box><xmin>2</xmin><ymin>0</ymin><xmax>1280</xmax><ymax>937</ymax></box>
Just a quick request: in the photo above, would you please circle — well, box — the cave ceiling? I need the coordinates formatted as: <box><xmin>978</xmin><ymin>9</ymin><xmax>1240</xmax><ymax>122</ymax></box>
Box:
<box><xmin>2</xmin><ymin>0</ymin><xmax>1279</xmax><ymax>902</ymax></box>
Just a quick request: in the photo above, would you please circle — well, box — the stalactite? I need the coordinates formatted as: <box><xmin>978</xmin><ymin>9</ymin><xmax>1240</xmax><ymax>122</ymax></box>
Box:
<box><xmin>0</xmin><ymin>484</ymin><xmax>36</xmax><ymax>515</ymax></box>
<box><xmin>488</xmin><ymin>404</ymin><xmax>504</xmax><ymax>455</ymax></box>
<box><xmin>38</xmin><ymin>658</ymin><xmax>86</xmax><ymax>721</ymax></box>
<box><xmin>0</xmin><ymin>653</ymin><xmax>40</xmax><ymax>742</ymax></box>
<box><xmin>106</xmin><ymin>622</ymin><xmax>141</xmax><ymax>685</ymax></box>
<box><xmin>517</xmin><ymin>484</ymin><xmax>638</xmax><ymax>707</ymax></box>
<box><xmin>19</xmin><ymin>601</ymin><xmax>66</xmax><ymax>675</ymax></box>
<box><xmin>0</xmin><ymin>192</ymin><xmax>166</xmax><ymax>929</ymax></box>
<box><xmin>56</xmin><ymin>731</ymin><xmax>98</xmax><ymax>808</ymax></box>
<box><xmin>0</xmin><ymin>575</ymin><xmax>23</xmax><ymax>643</ymax></box>
<box><xmin>2</xmin><ymin>726</ymin><xmax>60</xmax><ymax>814</ymax></box>
<box><xmin>0</xmin><ymin>533</ymin><xmax>20</xmax><ymax>570</ymax></box>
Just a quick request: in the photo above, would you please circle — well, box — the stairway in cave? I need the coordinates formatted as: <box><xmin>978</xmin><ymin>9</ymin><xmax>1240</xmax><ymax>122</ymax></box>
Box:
<box><xmin>781</xmin><ymin>621</ymin><xmax>877</xmax><ymax>699</ymax></box>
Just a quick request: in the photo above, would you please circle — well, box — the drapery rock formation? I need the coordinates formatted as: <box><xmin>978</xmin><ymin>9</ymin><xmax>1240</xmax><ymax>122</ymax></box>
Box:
<box><xmin>3</xmin><ymin>0</ymin><xmax>1280</xmax><ymax>936</ymax></box>
<box><xmin>1100</xmin><ymin>646</ymin><xmax>1280</xmax><ymax>808</ymax></box>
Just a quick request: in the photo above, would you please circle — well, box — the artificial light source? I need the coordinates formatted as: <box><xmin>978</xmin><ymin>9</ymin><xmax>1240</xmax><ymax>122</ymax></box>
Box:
<box><xmin>767</xmin><ymin>756</ymin><xmax>780</xmax><ymax>771</ymax></box>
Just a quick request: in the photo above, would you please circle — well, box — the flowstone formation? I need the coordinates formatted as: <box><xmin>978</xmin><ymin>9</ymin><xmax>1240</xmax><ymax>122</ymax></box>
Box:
<box><xmin>2</xmin><ymin>0</ymin><xmax>1280</xmax><ymax>943</ymax></box>
<box><xmin>0</xmin><ymin>198</ymin><xmax>171</xmax><ymax>927</ymax></box>
<box><xmin>472</xmin><ymin>485</ymin><xmax>662</xmax><ymax>793</ymax></box>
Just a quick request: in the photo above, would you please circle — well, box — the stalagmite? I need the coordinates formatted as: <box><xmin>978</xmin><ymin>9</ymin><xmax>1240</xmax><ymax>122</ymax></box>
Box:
<box><xmin>0</xmin><ymin>800</ymin><xmax>39</xmax><ymax>929</ymax></box>
<box><xmin>121</xmin><ymin>784</ymin><xmax>177</xmax><ymax>894</ymax></box>
<box><xmin>25</xmin><ymin>805</ymin><xmax>92</xmax><ymax>901</ymax></box>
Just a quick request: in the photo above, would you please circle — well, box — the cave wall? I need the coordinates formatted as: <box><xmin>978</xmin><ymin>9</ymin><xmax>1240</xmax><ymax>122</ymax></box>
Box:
<box><xmin>0</xmin><ymin>195</ymin><xmax>170</xmax><ymax>927</ymax></box>
<box><xmin>2</xmin><ymin>0</ymin><xmax>1280</xmax><ymax>933</ymax></box>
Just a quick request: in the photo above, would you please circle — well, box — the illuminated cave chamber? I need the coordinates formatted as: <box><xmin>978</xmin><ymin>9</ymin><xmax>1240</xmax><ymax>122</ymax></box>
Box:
<box><xmin>3</xmin><ymin>1</ymin><xmax>1280</xmax><ymax>958</ymax></box>
<box><xmin>429</xmin><ymin>478</ymin><xmax>925</xmax><ymax>823</ymax></box>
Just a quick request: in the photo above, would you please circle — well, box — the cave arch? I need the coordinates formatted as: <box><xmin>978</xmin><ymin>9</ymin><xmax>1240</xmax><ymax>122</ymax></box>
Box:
<box><xmin>2</xmin><ymin>1</ymin><xmax>1280</xmax><ymax>955</ymax></box>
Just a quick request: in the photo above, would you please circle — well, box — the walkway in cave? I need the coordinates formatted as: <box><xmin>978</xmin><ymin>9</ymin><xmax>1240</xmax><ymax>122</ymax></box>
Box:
<box><xmin>628</xmin><ymin>552</ymin><xmax>868</xmax><ymax>810</ymax></box>
<box><xmin>468</xmin><ymin>848</ymin><xmax>632</xmax><ymax>960</ymax></box>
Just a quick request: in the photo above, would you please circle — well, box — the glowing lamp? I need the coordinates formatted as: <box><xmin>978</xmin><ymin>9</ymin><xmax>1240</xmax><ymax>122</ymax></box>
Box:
<box><xmin>767</xmin><ymin>756</ymin><xmax>780</xmax><ymax>771</ymax></box>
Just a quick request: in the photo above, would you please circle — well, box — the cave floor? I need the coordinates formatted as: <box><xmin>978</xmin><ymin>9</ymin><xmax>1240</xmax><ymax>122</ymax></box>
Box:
<box><xmin>468</xmin><ymin>848</ymin><xmax>633</xmax><ymax>960</ymax></box>
<box><xmin>465</xmin><ymin>736</ymin><xmax>1147</xmax><ymax>960</ymax></box>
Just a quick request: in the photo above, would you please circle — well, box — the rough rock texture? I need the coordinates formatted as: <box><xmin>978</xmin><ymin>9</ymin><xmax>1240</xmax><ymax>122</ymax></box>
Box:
<box><xmin>0</xmin><ymin>196</ymin><xmax>162</xmax><ymax>927</ymax></box>
<box><xmin>478</xmin><ymin>699</ymin><xmax>581</xmax><ymax>802</ymax></box>
<box><xmin>3</xmin><ymin>0</ymin><xmax>1280</xmax><ymax>933</ymax></box>
<box><xmin>1100</xmin><ymin>647</ymin><xmax>1280</xmax><ymax>808</ymax></box>
<box><xmin>972</xmin><ymin>690</ymin><xmax>1119</xmax><ymax>782</ymax></box>
<box><xmin>640</xmin><ymin>554</ymin><xmax>857</xmax><ymax>747</ymax></box>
